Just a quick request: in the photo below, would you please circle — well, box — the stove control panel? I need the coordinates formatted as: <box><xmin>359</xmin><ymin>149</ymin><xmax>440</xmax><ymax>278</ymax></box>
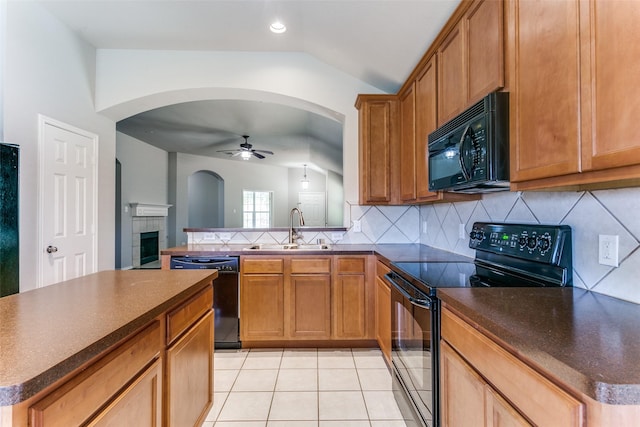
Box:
<box><xmin>469</xmin><ymin>222</ymin><xmax>572</xmax><ymax>266</ymax></box>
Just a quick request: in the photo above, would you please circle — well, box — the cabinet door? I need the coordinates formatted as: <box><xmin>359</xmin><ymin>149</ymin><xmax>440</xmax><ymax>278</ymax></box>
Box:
<box><xmin>486</xmin><ymin>385</ymin><xmax>533</xmax><ymax>427</ymax></box>
<box><xmin>580</xmin><ymin>0</ymin><xmax>640</xmax><ymax>172</ymax></box>
<box><xmin>357</xmin><ymin>96</ymin><xmax>398</xmax><ymax>204</ymax></box>
<box><xmin>465</xmin><ymin>0</ymin><xmax>504</xmax><ymax>104</ymax></box>
<box><xmin>289</xmin><ymin>274</ymin><xmax>331</xmax><ymax>339</ymax></box>
<box><xmin>508</xmin><ymin>0</ymin><xmax>581</xmax><ymax>182</ymax></box>
<box><xmin>399</xmin><ymin>82</ymin><xmax>417</xmax><ymax>202</ymax></box>
<box><xmin>86</xmin><ymin>359</ymin><xmax>162</xmax><ymax>427</ymax></box>
<box><xmin>440</xmin><ymin>341</ymin><xmax>486</xmax><ymax>427</ymax></box>
<box><xmin>334</xmin><ymin>274</ymin><xmax>367</xmax><ymax>338</ymax></box>
<box><xmin>241</xmin><ymin>274</ymin><xmax>285</xmax><ymax>339</ymax></box>
<box><xmin>415</xmin><ymin>56</ymin><xmax>441</xmax><ymax>201</ymax></box>
<box><xmin>166</xmin><ymin>310</ymin><xmax>214</xmax><ymax>427</ymax></box>
<box><xmin>375</xmin><ymin>274</ymin><xmax>391</xmax><ymax>363</ymax></box>
<box><xmin>438</xmin><ymin>20</ymin><xmax>466</xmax><ymax>126</ymax></box>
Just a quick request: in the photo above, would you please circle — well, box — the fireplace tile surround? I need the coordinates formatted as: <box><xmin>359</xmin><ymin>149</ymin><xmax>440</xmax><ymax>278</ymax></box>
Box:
<box><xmin>132</xmin><ymin>217</ymin><xmax>166</xmax><ymax>268</ymax></box>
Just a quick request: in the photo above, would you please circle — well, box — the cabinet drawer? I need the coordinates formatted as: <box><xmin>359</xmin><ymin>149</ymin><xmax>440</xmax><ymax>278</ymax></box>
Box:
<box><xmin>166</xmin><ymin>285</ymin><xmax>212</xmax><ymax>344</ymax></box>
<box><xmin>242</xmin><ymin>257</ymin><xmax>284</xmax><ymax>274</ymax></box>
<box><xmin>441</xmin><ymin>308</ymin><xmax>584</xmax><ymax>427</ymax></box>
<box><xmin>290</xmin><ymin>257</ymin><xmax>331</xmax><ymax>274</ymax></box>
<box><xmin>336</xmin><ymin>257</ymin><xmax>366</xmax><ymax>274</ymax></box>
<box><xmin>29</xmin><ymin>321</ymin><xmax>162</xmax><ymax>427</ymax></box>
<box><xmin>376</xmin><ymin>260</ymin><xmax>391</xmax><ymax>281</ymax></box>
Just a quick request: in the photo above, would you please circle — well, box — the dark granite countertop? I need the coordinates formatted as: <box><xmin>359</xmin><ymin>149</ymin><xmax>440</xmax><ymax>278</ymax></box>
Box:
<box><xmin>438</xmin><ymin>287</ymin><xmax>640</xmax><ymax>405</ymax></box>
<box><xmin>0</xmin><ymin>270</ymin><xmax>216</xmax><ymax>406</ymax></box>
<box><xmin>161</xmin><ymin>243</ymin><xmax>472</xmax><ymax>265</ymax></box>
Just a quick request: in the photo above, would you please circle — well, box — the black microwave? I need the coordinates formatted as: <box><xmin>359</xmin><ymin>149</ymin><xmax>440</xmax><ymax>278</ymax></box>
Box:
<box><xmin>428</xmin><ymin>92</ymin><xmax>509</xmax><ymax>193</ymax></box>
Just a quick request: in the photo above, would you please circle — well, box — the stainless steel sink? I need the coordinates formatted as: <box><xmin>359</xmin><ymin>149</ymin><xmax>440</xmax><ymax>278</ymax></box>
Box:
<box><xmin>243</xmin><ymin>243</ymin><xmax>331</xmax><ymax>251</ymax></box>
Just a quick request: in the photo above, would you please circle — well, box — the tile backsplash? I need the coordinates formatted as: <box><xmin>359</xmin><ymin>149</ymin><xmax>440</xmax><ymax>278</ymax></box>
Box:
<box><xmin>344</xmin><ymin>188</ymin><xmax>640</xmax><ymax>304</ymax></box>
<box><xmin>191</xmin><ymin>188</ymin><xmax>640</xmax><ymax>305</ymax></box>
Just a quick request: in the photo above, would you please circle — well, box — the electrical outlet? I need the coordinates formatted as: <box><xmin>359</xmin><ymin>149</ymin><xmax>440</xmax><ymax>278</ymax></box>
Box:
<box><xmin>331</xmin><ymin>232</ymin><xmax>344</xmax><ymax>241</ymax></box>
<box><xmin>203</xmin><ymin>232</ymin><xmax>216</xmax><ymax>241</ymax></box>
<box><xmin>218</xmin><ymin>232</ymin><xmax>231</xmax><ymax>242</ymax></box>
<box><xmin>352</xmin><ymin>220</ymin><xmax>362</xmax><ymax>233</ymax></box>
<box><xmin>459</xmin><ymin>223</ymin><xmax>466</xmax><ymax>240</ymax></box>
<box><xmin>599</xmin><ymin>234</ymin><xmax>619</xmax><ymax>267</ymax></box>
<box><xmin>422</xmin><ymin>221</ymin><xmax>428</xmax><ymax>234</ymax></box>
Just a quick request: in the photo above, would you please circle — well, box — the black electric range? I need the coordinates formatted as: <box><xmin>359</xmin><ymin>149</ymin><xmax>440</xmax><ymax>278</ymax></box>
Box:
<box><xmin>387</xmin><ymin>222</ymin><xmax>573</xmax><ymax>427</ymax></box>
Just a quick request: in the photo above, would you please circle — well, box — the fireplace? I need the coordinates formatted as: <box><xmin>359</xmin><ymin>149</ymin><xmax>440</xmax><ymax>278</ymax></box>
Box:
<box><xmin>129</xmin><ymin>204</ymin><xmax>170</xmax><ymax>269</ymax></box>
<box><xmin>140</xmin><ymin>231</ymin><xmax>159</xmax><ymax>265</ymax></box>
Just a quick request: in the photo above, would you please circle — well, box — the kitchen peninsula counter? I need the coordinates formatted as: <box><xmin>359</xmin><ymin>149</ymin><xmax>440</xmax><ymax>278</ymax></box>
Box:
<box><xmin>438</xmin><ymin>287</ymin><xmax>640</xmax><ymax>407</ymax></box>
<box><xmin>0</xmin><ymin>269</ymin><xmax>217</xmax><ymax>407</ymax></box>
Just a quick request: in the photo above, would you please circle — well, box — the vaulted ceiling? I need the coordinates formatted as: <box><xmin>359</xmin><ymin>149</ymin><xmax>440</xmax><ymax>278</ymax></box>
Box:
<box><xmin>38</xmin><ymin>0</ymin><xmax>461</xmax><ymax>170</ymax></box>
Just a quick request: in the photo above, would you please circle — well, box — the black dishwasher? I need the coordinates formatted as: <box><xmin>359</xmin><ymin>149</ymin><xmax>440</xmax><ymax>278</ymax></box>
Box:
<box><xmin>170</xmin><ymin>256</ymin><xmax>240</xmax><ymax>349</ymax></box>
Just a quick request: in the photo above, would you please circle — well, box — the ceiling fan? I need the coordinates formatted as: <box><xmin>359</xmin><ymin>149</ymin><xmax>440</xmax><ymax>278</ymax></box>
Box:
<box><xmin>216</xmin><ymin>135</ymin><xmax>274</xmax><ymax>160</ymax></box>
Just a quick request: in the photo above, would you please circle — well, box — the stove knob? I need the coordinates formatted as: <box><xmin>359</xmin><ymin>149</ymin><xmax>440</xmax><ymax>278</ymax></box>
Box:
<box><xmin>469</xmin><ymin>231</ymin><xmax>477</xmax><ymax>240</ymax></box>
<box><xmin>538</xmin><ymin>236</ymin><xmax>551</xmax><ymax>251</ymax></box>
<box><xmin>527</xmin><ymin>236</ymin><xmax>538</xmax><ymax>249</ymax></box>
<box><xmin>518</xmin><ymin>236</ymin><xmax>527</xmax><ymax>247</ymax></box>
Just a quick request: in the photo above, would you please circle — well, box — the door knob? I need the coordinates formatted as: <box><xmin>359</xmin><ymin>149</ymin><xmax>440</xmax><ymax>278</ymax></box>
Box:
<box><xmin>46</xmin><ymin>246</ymin><xmax>58</xmax><ymax>253</ymax></box>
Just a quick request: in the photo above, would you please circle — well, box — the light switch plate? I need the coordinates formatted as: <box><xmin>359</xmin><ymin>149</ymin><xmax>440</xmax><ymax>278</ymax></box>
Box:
<box><xmin>459</xmin><ymin>223</ymin><xmax>466</xmax><ymax>240</ymax></box>
<box><xmin>352</xmin><ymin>220</ymin><xmax>362</xmax><ymax>233</ymax></box>
<box><xmin>599</xmin><ymin>234</ymin><xmax>619</xmax><ymax>267</ymax></box>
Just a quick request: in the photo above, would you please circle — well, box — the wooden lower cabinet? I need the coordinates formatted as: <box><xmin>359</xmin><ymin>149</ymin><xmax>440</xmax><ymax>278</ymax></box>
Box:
<box><xmin>334</xmin><ymin>274</ymin><xmax>367</xmax><ymax>338</ymax></box>
<box><xmin>240</xmin><ymin>255</ymin><xmax>374</xmax><ymax>344</ymax></box>
<box><xmin>333</xmin><ymin>256</ymin><xmax>373</xmax><ymax>340</ymax></box>
<box><xmin>441</xmin><ymin>307</ymin><xmax>584</xmax><ymax>427</ymax></box>
<box><xmin>86</xmin><ymin>359</ymin><xmax>162</xmax><ymax>427</ymax></box>
<box><xmin>22</xmin><ymin>283</ymin><xmax>215</xmax><ymax>427</ymax></box>
<box><xmin>290</xmin><ymin>274</ymin><xmax>331</xmax><ymax>339</ymax></box>
<box><xmin>375</xmin><ymin>261</ymin><xmax>391</xmax><ymax>363</ymax></box>
<box><xmin>166</xmin><ymin>310</ymin><xmax>214</xmax><ymax>427</ymax></box>
<box><xmin>441</xmin><ymin>341</ymin><xmax>531</xmax><ymax>427</ymax></box>
<box><xmin>240</xmin><ymin>274</ymin><xmax>285</xmax><ymax>340</ymax></box>
<box><xmin>29</xmin><ymin>321</ymin><xmax>163</xmax><ymax>427</ymax></box>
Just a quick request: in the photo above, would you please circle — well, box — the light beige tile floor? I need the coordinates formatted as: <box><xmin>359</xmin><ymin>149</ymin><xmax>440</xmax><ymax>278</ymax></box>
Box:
<box><xmin>202</xmin><ymin>348</ymin><xmax>411</xmax><ymax>427</ymax></box>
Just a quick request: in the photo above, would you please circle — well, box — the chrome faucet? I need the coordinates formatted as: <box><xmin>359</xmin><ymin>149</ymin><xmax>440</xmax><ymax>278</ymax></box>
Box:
<box><xmin>289</xmin><ymin>207</ymin><xmax>305</xmax><ymax>245</ymax></box>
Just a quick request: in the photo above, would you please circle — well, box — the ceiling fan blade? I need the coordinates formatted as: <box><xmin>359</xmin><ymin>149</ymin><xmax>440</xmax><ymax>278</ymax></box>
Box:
<box><xmin>216</xmin><ymin>149</ymin><xmax>241</xmax><ymax>153</ymax></box>
<box><xmin>252</xmin><ymin>152</ymin><xmax>266</xmax><ymax>159</ymax></box>
<box><xmin>252</xmin><ymin>149</ymin><xmax>274</xmax><ymax>155</ymax></box>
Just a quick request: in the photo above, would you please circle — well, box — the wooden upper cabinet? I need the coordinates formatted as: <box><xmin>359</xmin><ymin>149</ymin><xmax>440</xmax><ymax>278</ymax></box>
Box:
<box><xmin>437</xmin><ymin>0</ymin><xmax>504</xmax><ymax>126</ymax></box>
<box><xmin>437</xmin><ymin>20</ymin><xmax>467</xmax><ymax>126</ymax></box>
<box><xmin>509</xmin><ymin>0</ymin><xmax>582</xmax><ymax>183</ymax></box>
<box><xmin>465</xmin><ymin>0</ymin><xmax>504</xmax><ymax>104</ymax></box>
<box><xmin>356</xmin><ymin>95</ymin><xmax>398</xmax><ymax>205</ymax></box>
<box><xmin>399</xmin><ymin>83</ymin><xmax>417</xmax><ymax>202</ymax></box>
<box><xmin>580</xmin><ymin>0</ymin><xmax>640</xmax><ymax>172</ymax></box>
<box><xmin>415</xmin><ymin>56</ymin><xmax>441</xmax><ymax>201</ymax></box>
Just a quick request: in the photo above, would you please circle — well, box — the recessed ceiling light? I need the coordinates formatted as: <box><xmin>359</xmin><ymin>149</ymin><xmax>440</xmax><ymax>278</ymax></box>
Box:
<box><xmin>270</xmin><ymin>21</ymin><xmax>286</xmax><ymax>34</ymax></box>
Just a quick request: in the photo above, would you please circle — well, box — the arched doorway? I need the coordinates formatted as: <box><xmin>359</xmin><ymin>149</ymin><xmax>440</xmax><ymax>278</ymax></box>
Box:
<box><xmin>188</xmin><ymin>170</ymin><xmax>224</xmax><ymax>228</ymax></box>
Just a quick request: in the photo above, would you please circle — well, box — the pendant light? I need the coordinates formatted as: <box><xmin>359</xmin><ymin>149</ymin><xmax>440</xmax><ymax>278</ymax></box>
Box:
<box><xmin>301</xmin><ymin>164</ymin><xmax>309</xmax><ymax>189</ymax></box>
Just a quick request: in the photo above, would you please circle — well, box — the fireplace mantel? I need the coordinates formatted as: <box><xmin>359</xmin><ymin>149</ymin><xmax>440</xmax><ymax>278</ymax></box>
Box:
<box><xmin>129</xmin><ymin>203</ymin><xmax>172</xmax><ymax>217</ymax></box>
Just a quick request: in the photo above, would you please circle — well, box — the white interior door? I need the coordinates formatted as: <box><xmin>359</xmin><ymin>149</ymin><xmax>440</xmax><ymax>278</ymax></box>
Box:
<box><xmin>39</xmin><ymin>116</ymin><xmax>98</xmax><ymax>287</ymax></box>
<box><xmin>298</xmin><ymin>192</ymin><xmax>326</xmax><ymax>227</ymax></box>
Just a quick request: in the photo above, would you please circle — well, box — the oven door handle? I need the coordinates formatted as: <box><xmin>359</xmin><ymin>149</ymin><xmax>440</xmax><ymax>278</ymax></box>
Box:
<box><xmin>384</xmin><ymin>273</ymin><xmax>431</xmax><ymax>309</ymax></box>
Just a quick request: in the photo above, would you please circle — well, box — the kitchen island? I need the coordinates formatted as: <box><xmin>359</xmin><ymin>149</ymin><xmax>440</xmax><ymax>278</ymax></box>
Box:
<box><xmin>0</xmin><ymin>269</ymin><xmax>217</xmax><ymax>427</ymax></box>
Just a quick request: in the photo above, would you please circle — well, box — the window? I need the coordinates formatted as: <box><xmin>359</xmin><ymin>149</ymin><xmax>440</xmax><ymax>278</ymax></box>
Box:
<box><xmin>243</xmin><ymin>190</ymin><xmax>273</xmax><ymax>228</ymax></box>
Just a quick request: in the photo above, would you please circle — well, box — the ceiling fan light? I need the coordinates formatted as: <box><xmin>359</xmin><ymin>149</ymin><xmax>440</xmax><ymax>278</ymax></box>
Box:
<box><xmin>270</xmin><ymin>21</ymin><xmax>286</xmax><ymax>34</ymax></box>
<box><xmin>240</xmin><ymin>151</ymin><xmax>252</xmax><ymax>160</ymax></box>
